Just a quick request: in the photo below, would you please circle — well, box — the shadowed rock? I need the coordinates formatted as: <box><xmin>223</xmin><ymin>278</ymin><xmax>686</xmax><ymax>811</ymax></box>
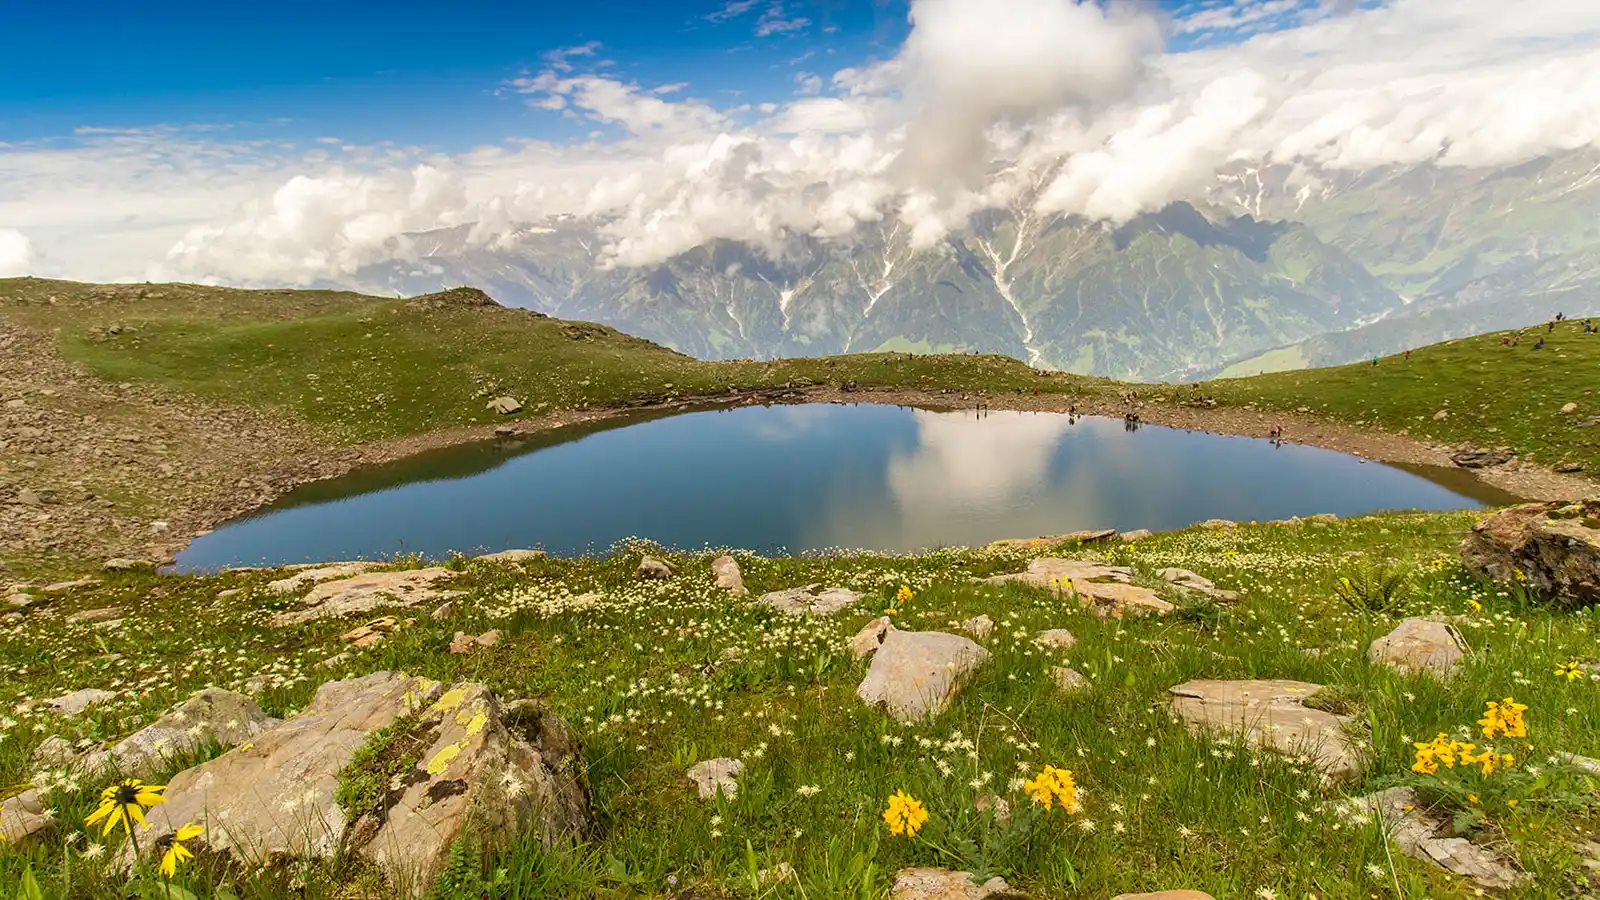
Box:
<box><xmin>849</xmin><ymin>616</ymin><xmax>895</xmax><ymax>659</ymax></box>
<box><xmin>1461</xmin><ymin>500</ymin><xmax>1600</xmax><ymax>608</ymax></box>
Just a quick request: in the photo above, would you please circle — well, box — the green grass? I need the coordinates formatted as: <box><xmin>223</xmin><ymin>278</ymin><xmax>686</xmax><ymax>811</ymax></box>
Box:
<box><xmin>1209</xmin><ymin>322</ymin><xmax>1600</xmax><ymax>473</ymax></box>
<box><xmin>2</xmin><ymin>513</ymin><xmax>1598</xmax><ymax>898</ymax></box>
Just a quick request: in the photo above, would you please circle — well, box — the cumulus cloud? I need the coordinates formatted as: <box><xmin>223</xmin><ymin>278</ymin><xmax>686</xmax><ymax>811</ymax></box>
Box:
<box><xmin>7</xmin><ymin>0</ymin><xmax>1600</xmax><ymax>285</ymax></box>
<box><xmin>0</xmin><ymin>229</ymin><xmax>31</xmax><ymax>276</ymax></box>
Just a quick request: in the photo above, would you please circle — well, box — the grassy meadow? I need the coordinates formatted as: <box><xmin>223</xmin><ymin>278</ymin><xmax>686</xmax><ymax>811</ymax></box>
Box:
<box><xmin>2</xmin><ymin>513</ymin><xmax>1598</xmax><ymax>898</ymax></box>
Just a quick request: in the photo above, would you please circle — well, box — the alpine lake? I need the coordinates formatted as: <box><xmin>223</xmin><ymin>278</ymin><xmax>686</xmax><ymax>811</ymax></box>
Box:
<box><xmin>176</xmin><ymin>403</ymin><xmax>1519</xmax><ymax>570</ymax></box>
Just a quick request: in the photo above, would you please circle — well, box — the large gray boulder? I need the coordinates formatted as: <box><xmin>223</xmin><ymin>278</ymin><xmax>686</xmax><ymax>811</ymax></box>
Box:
<box><xmin>1369</xmin><ymin>618</ymin><xmax>1468</xmax><ymax>678</ymax></box>
<box><xmin>1169</xmin><ymin>679</ymin><xmax>1361</xmax><ymax>783</ymax></box>
<box><xmin>1460</xmin><ymin>500</ymin><xmax>1600</xmax><ymax>608</ymax></box>
<box><xmin>858</xmin><ymin>630</ymin><xmax>990</xmax><ymax>723</ymax></box>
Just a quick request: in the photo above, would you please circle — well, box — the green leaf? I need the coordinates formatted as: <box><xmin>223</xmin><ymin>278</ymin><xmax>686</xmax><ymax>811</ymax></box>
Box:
<box><xmin>18</xmin><ymin>866</ymin><xmax>45</xmax><ymax>900</ymax></box>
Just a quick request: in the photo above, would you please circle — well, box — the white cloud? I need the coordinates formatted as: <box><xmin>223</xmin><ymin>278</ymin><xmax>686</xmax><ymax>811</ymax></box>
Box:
<box><xmin>755</xmin><ymin>2</ymin><xmax>811</xmax><ymax>37</ymax></box>
<box><xmin>7</xmin><ymin>0</ymin><xmax>1600</xmax><ymax>285</ymax></box>
<box><xmin>0</xmin><ymin>229</ymin><xmax>31</xmax><ymax>276</ymax></box>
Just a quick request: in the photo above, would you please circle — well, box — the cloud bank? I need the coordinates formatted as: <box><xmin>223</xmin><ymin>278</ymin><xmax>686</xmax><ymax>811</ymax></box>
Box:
<box><xmin>0</xmin><ymin>229</ymin><xmax>31</xmax><ymax>277</ymax></box>
<box><xmin>4</xmin><ymin>0</ymin><xmax>1599</xmax><ymax>286</ymax></box>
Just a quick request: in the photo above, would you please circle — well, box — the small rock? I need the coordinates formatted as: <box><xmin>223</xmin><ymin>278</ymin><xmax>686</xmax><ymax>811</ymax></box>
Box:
<box><xmin>1451</xmin><ymin>445</ymin><xmax>1515</xmax><ymax>468</ymax></box>
<box><xmin>980</xmin><ymin>559</ymin><xmax>1173</xmax><ymax>618</ymax></box>
<box><xmin>215</xmin><ymin>588</ymin><xmax>243</xmax><ymax>600</ymax></box>
<box><xmin>45</xmin><ymin>578</ymin><xmax>100</xmax><ymax>594</ymax></box>
<box><xmin>1112</xmin><ymin>893</ymin><xmax>1215</xmax><ymax>900</ymax></box>
<box><xmin>270</xmin><ymin>569</ymin><xmax>460</xmax><ymax>626</ymax></box>
<box><xmin>1432</xmin><ymin>409</ymin><xmax>1449</xmax><ymax>421</ymax></box>
<box><xmin>1339</xmin><ymin>787</ymin><xmax>1525</xmax><ymax>890</ymax></box>
<box><xmin>488</xmin><ymin>396</ymin><xmax>523</xmax><ymax>414</ymax></box>
<box><xmin>687</xmin><ymin>758</ymin><xmax>744</xmax><ymax>800</ymax></box>
<box><xmin>1556</xmin><ymin>462</ymin><xmax>1585</xmax><ymax>473</ymax></box>
<box><xmin>849</xmin><ymin>616</ymin><xmax>896</xmax><ymax>659</ymax></box>
<box><xmin>430</xmin><ymin>602</ymin><xmax>455</xmax><ymax>620</ymax></box>
<box><xmin>16</xmin><ymin>487</ymin><xmax>42</xmax><ymax>506</ymax></box>
<box><xmin>637</xmin><ymin>556</ymin><xmax>674</xmax><ymax>580</ymax></box>
<box><xmin>451</xmin><ymin>629</ymin><xmax>504</xmax><ymax>654</ymax></box>
<box><xmin>1369</xmin><ymin>617</ymin><xmax>1467</xmax><ymax>678</ymax></box>
<box><xmin>760</xmin><ymin>584</ymin><xmax>860</xmax><ymax>617</ymax></box>
<box><xmin>340</xmin><ymin>617</ymin><xmax>406</xmax><ymax>649</ymax></box>
<box><xmin>1052</xmin><ymin>666</ymin><xmax>1088</xmax><ymax>692</ymax></box>
<box><xmin>150</xmin><ymin>521</ymin><xmax>170</xmax><ymax>535</ymax></box>
<box><xmin>494</xmin><ymin>424</ymin><xmax>517</xmax><ymax>437</ymax></box>
<box><xmin>961</xmin><ymin>615</ymin><xmax>995</xmax><ymax>638</ymax></box>
<box><xmin>1157</xmin><ymin>568</ymin><xmax>1239</xmax><ymax>601</ymax></box>
<box><xmin>475</xmin><ymin>549</ymin><xmax>546</xmax><ymax>563</ymax></box>
<box><xmin>102</xmin><ymin>558</ymin><xmax>148</xmax><ymax>572</ymax></box>
<box><xmin>711</xmin><ymin>555</ymin><xmax>748</xmax><ymax>596</ymax></box>
<box><xmin>31</xmin><ymin>735</ymin><xmax>81</xmax><ymax>767</ymax></box>
<box><xmin>1562</xmin><ymin>402</ymin><xmax>1579</xmax><ymax>414</ymax></box>
<box><xmin>47</xmin><ymin>687</ymin><xmax>117</xmax><ymax>716</ymax></box>
<box><xmin>1119</xmin><ymin>529</ymin><xmax>1153</xmax><ymax>542</ymax></box>
<box><xmin>1034</xmin><ymin>629</ymin><xmax>1077</xmax><ymax>649</ymax></box>
<box><xmin>6</xmin><ymin>592</ymin><xmax>32</xmax><ymax>608</ymax></box>
<box><xmin>0</xmin><ymin>789</ymin><xmax>49</xmax><ymax>843</ymax></box>
<box><xmin>1200</xmin><ymin>519</ymin><xmax>1237</xmax><ymax>530</ymax></box>
<box><xmin>1169</xmin><ymin>679</ymin><xmax>1361</xmax><ymax>782</ymax></box>
<box><xmin>888</xmin><ymin>867</ymin><xmax>1016</xmax><ymax>900</ymax></box>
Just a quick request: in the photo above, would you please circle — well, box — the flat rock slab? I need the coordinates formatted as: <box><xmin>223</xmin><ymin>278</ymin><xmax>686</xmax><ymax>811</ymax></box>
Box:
<box><xmin>687</xmin><ymin>758</ymin><xmax>744</xmax><ymax>800</ymax></box>
<box><xmin>0</xmin><ymin>789</ymin><xmax>49</xmax><ymax>843</ymax></box>
<box><xmin>1112</xmin><ymin>893</ymin><xmax>1216</xmax><ymax>900</ymax></box>
<box><xmin>47</xmin><ymin>687</ymin><xmax>116</xmax><ymax>716</ymax></box>
<box><xmin>64</xmin><ymin>606</ymin><xmax>121</xmax><ymax>624</ymax></box>
<box><xmin>961</xmin><ymin>615</ymin><xmax>995</xmax><ymax>638</ymax></box>
<box><xmin>858</xmin><ymin>630</ymin><xmax>990</xmax><ymax>723</ymax></box>
<box><xmin>269</xmin><ymin>568</ymin><xmax>461</xmax><ymax>626</ymax></box>
<box><xmin>1157</xmin><ymin>568</ymin><xmax>1239</xmax><ymax>601</ymax></box>
<box><xmin>1034</xmin><ymin>629</ymin><xmax>1077</xmax><ymax>649</ymax></box>
<box><xmin>989</xmin><ymin>529</ymin><xmax>1114</xmax><ymax>550</ymax></box>
<box><xmin>1339</xmin><ymin>787</ymin><xmax>1525</xmax><ymax>891</ymax></box>
<box><xmin>44</xmin><ymin>577</ymin><xmax>100</xmax><ymax>593</ymax></box>
<box><xmin>889</xmin><ymin>867</ymin><xmax>1021</xmax><ymax>900</ymax></box>
<box><xmin>266</xmin><ymin>563</ymin><xmax>375</xmax><ymax>594</ymax></box>
<box><xmin>475</xmin><ymin>549</ymin><xmax>547</xmax><ymax>563</ymax></box>
<box><xmin>104</xmin><ymin>688</ymin><xmax>278</xmax><ymax>776</ymax></box>
<box><xmin>1169</xmin><ymin>679</ymin><xmax>1361</xmax><ymax>783</ymax></box>
<box><xmin>760</xmin><ymin>584</ymin><xmax>861</xmax><ymax>617</ymax></box>
<box><xmin>981</xmin><ymin>559</ymin><xmax>1173</xmax><ymax>618</ymax></box>
<box><xmin>712</xmin><ymin>555</ymin><xmax>748</xmax><ymax>596</ymax></box>
<box><xmin>129</xmin><ymin>672</ymin><xmax>440</xmax><ymax>865</ymax></box>
<box><xmin>1370</xmin><ymin>617</ymin><xmax>1467</xmax><ymax>678</ymax></box>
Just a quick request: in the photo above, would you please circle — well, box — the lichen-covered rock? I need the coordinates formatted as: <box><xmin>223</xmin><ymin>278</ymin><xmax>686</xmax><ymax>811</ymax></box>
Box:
<box><xmin>712</xmin><ymin>555</ymin><xmax>748</xmax><ymax>596</ymax></box>
<box><xmin>760</xmin><ymin>584</ymin><xmax>860</xmax><ymax>617</ymax></box>
<box><xmin>981</xmin><ymin>559</ymin><xmax>1173</xmax><ymax>618</ymax></box>
<box><xmin>1369</xmin><ymin>618</ymin><xmax>1468</xmax><ymax>678</ymax></box>
<box><xmin>1461</xmin><ymin>500</ymin><xmax>1600</xmax><ymax>608</ymax></box>
<box><xmin>1339</xmin><ymin>787</ymin><xmax>1525</xmax><ymax>890</ymax></box>
<box><xmin>858</xmin><ymin>630</ymin><xmax>990</xmax><ymax>723</ymax></box>
<box><xmin>1169</xmin><ymin>679</ymin><xmax>1361</xmax><ymax>782</ymax></box>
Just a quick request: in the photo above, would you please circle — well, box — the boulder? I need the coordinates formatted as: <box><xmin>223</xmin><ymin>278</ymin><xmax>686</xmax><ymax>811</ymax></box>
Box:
<box><xmin>31</xmin><ymin>736</ymin><xmax>81</xmax><ymax>768</ymax></box>
<box><xmin>1034</xmin><ymin>629</ymin><xmax>1077</xmax><ymax>649</ymax></box>
<box><xmin>1451</xmin><ymin>445</ymin><xmax>1515</xmax><ymax>468</ymax></box>
<box><xmin>1200</xmin><ymin>519</ymin><xmax>1237</xmax><ymax>530</ymax></box>
<box><xmin>128</xmin><ymin>674</ymin><xmax>587</xmax><ymax>896</ymax></box>
<box><xmin>858</xmin><ymin>630</ymin><xmax>990</xmax><ymax>723</ymax></box>
<box><xmin>1369</xmin><ymin>618</ymin><xmax>1467</xmax><ymax>678</ymax></box>
<box><xmin>5</xmin><ymin>592</ymin><xmax>31</xmax><ymax>608</ymax></box>
<box><xmin>686</xmin><ymin>758</ymin><xmax>744</xmax><ymax>800</ymax></box>
<box><xmin>711</xmin><ymin>555</ymin><xmax>748</xmax><ymax>596</ymax></box>
<box><xmin>1168</xmin><ymin>679</ymin><xmax>1361</xmax><ymax>783</ymax></box>
<box><xmin>0</xmin><ymin>789</ymin><xmax>49</xmax><ymax>843</ymax></box>
<box><xmin>981</xmin><ymin>559</ymin><xmax>1173</xmax><ymax>618</ymax></box>
<box><xmin>47</xmin><ymin>687</ymin><xmax>116</xmax><ymax>716</ymax></box>
<box><xmin>102</xmin><ymin>558</ymin><xmax>149</xmax><ymax>572</ymax></box>
<box><xmin>888</xmin><ymin>868</ymin><xmax>1020</xmax><ymax>900</ymax></box>
<box><xmin>637</xmin><ymin>556</ymin><xmax>674</xmax><ymax>580</ymax></box>
<box><xmin>760</xmin><ymin>584</ymin><xmax>861</xmax><ymax>617</ymax></box>
<box><xmin>1052</xmin><ymin>667</ymin><xmax>1089</xmax><ymax>693</ymax></box>
<box><xmin>1460</xmin><ymin>500</ymin><xmax>1600</xmax><ymax>608</ymax></box>
<box><xmin>488</xmin><ymin>396</ymin><xmax>523</xmax><ymax>415</ymax></box>
<box><xmin>1119</xmin><ymin>529</ymin><xmax>1153</xmax><ymax>543</ymax></box>
<box><xmin>849</xmin><ymin>616</ymin><xmax>896</xmax><ymax>659</ymax></box>
<box><xmin>105</xmin><ymin>688</ymin><xmax>278</xmax><ymax>776</ymax></box>
<box><xmin>1339</xmin><ymin>787</ymin><xmax>1525</xmax><ymax>890</ymax></box>
<box><xmin>961</xmin><ymin>615</ymin><xmax>995</xmax><ymax>638</ymax></box>
<box><xmin>475</xmin><ymin>549</ymin><xmax>547</xmax><ymax>563</ymax></box>
<box><xmin>269</xmin><ymin>568</ymin><xmax>461</xmax><ymax>626</ymax></box>
<box><xmin>45</xmin><ymin>578</ymin><xmax>100</xmax><ymax>593</ymax></box>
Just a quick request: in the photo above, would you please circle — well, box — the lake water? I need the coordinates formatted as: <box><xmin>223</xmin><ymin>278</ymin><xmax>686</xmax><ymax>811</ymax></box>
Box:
<box><xmin>176</xmin><ymin>403</ymin><xmax>1517</xmax><ymax>569</ymax></box>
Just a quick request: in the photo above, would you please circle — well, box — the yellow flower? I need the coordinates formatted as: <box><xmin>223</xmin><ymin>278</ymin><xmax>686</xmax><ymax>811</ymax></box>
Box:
<box><xmin>1555</xmin><ymin>660</ymin><xmax>1584</xmax><ymax>681</ymax></box>
<box><xmin>882</xmin><ymin>790</ymin><xmax>928</xmax><ymax>837</ymax></box>
<box><xmin>85</xmin><ymin>779</ymin><xmax>167</xmax><ymax>837</ymax></box>
<box><xmin>1466</xmin><ymin>597</ymin><xmax>1483</xmax><ymax>613</ymax></box>
<box><xmin>884</xmin><ymin>608</ymin><xmax>897</xmax><ymax>616</ymax></box>
<box><xmin>1467</xmin><ymin>793</ymin><xmax>1479</xmax><ymax>805</ymax></box>
<box><xmin>1513</xmin><ymin>569</ymin><xmax>1527</xmax><ymax>583</ymax></box>
<box><xmin>159</xmin><ymin>822</ymin><xmax>204</xmax><ymax>878</ymax></box>
<box><xmin>896</xmin><ymin>585</ymin><xmax>914</xmax><ymax>605</ymax></box>
<box><xmin>1022</xmin><ymin>765</ymin><xmax>1081</xmax><ymax>812</ymax></box>
<box><xmin>1478</xmin><ymin>697</ymin><xmax>1528</xmax><ymax>740</ymax></box>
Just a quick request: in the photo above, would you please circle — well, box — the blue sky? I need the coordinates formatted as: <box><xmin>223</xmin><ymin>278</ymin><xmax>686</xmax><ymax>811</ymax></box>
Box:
<box><xmin>0</xmin><ymin>0</ymin><xmax>1266</xmax><ymax>148</ymax></box>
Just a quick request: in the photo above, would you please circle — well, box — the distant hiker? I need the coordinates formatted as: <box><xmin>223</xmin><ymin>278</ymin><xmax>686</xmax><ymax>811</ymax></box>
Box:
<box><xmin>1372</xmin><ymin>355</ymin><xmax>1379</xmax><ymax>367</ymax></box>
<box><xmin>1534</xmin><ymin>337</ymin><xmax>1545</xmax><ymax>350</ymax></box>
<box><xmin>1557</xmin><ymin>312</ymin><xmax>1565</xmax><ymax>321</ymax></box>
<box><xmin>1549</xmin><ymin>321</ymin><xmax>1557</xmax><ymax>333</ymax></box>
<box><xmin>1068</xmin><ymin>403</ymin><xmax>1077</xmax><ymax>416</ymax></box>
<box><xmin>1404</xmin><ymin>349</ymin><xmax>1411</xmax><ymax>360</ymax></box>
<box><xmin>1501</xmin><ymin>336</ymin><xmax>1511</xmax><ymax>345</ymax></box>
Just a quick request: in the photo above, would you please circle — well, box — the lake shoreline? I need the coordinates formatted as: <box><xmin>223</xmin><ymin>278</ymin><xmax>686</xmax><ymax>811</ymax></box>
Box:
<box><xmin>155</xmin><ymin>384</ymin><xmax>1590</xmax><ymax>565</ymax></box>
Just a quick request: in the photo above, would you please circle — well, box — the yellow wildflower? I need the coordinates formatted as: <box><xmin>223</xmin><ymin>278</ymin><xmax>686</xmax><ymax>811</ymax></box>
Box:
<box><xmin>1555</xmin><ymin>660</ymin><xmax>1584</xmax><ymax>681</ymax></box>
<box><xmin>896</xmin><ymin>585</ymin><xmax>914</xmax><ymax>605</ymax></box>
<box><xmin>1022</xmin><ymin>765</ymin><xmax>1081</xmax><ymax>812</ymax></box>
<box><xmin>1478</xmin><ymin>697</ymin><xmax>1528</xmax><ymax>740</ymax></box>
<box><xmin>85</xmin><ymin>779</ymin><xmax>167</xmax><ymax>837</ymax></box>
<box><xmin>882</xmin><ymin>790</ymin><xmax>928</xmax><ymax>837</ymax></box>
<box><xmin>160</xmin><ymin>822</ymin><xmax>205</xmax><ymax>878</ymax></box>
